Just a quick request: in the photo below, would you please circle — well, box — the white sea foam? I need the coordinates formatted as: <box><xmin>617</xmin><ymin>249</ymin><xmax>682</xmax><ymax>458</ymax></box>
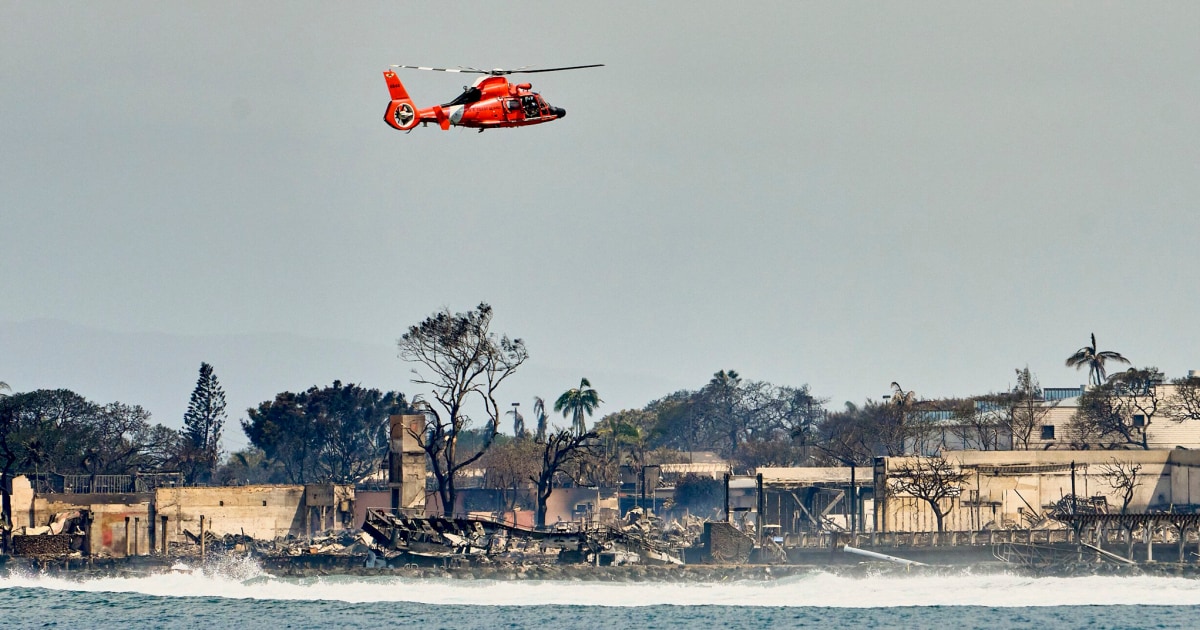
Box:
<box><xmin>3</xmin><ymin>562</ymin><xmax>1200</xmax><ymax>608</ymax></box>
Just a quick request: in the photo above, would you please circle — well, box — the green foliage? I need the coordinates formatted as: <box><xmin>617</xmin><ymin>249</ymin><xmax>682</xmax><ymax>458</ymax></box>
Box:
<box><xmin>0</xmin><ymin>389</ymin><xmax>179</xmax><ymax>476</ymax></box>
<box><xmin>242</xmin><ymin>381</ymin><xmax>406</xmax><ymax>484</ymax></box>
<box><xmin>555</xmin><ymin>377</ymin><xmax>602</xmax><ymax>433</ymax></box>
<box><xmin>182</xmin><ymin>362</ymin><xmax>226</xmax><ymax>483</ymax></box>
<box><xmin>214</xmin><ymin>447</ymin><xmax>287</xmax><ymax>485</ymax></box>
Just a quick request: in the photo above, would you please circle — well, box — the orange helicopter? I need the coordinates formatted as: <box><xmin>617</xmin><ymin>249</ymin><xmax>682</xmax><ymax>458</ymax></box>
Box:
<box><xmin>382</xmin><ymin>64</ymin><xmax>603</xmax><ymax>132</ymax></box>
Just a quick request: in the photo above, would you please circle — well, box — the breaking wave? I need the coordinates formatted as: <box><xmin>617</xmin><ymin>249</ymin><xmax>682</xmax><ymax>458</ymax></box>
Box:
<box><xmin>3</xmin><ymin>561</ymin><xmax>1200</xmax><ymax>608</ymax></box>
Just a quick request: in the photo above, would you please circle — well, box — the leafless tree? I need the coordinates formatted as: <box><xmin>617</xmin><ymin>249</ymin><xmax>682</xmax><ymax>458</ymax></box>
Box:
<box><xmin>480</xmin><ymin>438</ymin><xmax>539</xmax><ymax>512</ymax></box>
<box><xmin>889</xmin><ymin>456</ymin><xmax>969</xmax><ymax>532</ymax></box>
<box><xmin>1099</xmin><ymin>459</ymin><xmax>1142</xmax><ymax>514</ymax></box>
<box><xmin>398</xmin><ymin>303</ymin><xmax>528</xmax><ymax>516</ymax></box>
<box><xmin>948</xmin><ymin>397</ymin><xmax>1005</xmax><ymax>451</ymax></box>
<box><xmin>1166</xmin><ymin>376</ymin><xmax>1200</xmax><ymax>423</ymax></box>
<box><xmin>1006</xmin><ymin>367</ymin><xmax>1055</xmax><ymax>450</ymax></box>
<box><xmin>1069</xmin><ymin>368</ymin><xmax>1165</xmax><ymax>450</ymax></box>
<box><xmin>532</xmin><ymin>429</ymin><xmax>599</xmax><ymax>528</ymax></box>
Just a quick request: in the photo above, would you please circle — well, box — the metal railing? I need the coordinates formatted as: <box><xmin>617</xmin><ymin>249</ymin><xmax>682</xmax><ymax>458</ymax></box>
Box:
<box><xmin>22</xmin><ymin>472</ymin><xmax>184</xmax><ymax>494</ymax></box>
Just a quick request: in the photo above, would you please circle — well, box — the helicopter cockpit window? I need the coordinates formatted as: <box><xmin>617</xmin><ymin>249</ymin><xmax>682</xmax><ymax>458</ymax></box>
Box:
<box><xmin>504</xmin><ymin>98</ymin><xmax>520</xmax><ymax>111</ymax></box>
<box><xmin>522</xmin><ymin>95</ymin><xmax>539</xmax><ymax>118</ymax></box>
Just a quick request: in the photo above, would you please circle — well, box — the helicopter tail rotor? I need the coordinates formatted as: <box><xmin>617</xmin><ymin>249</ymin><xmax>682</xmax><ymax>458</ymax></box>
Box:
<box><xmin>382</xmin><ymin>69</ymin><xmax>420</xmax><ymax>131</ymax></box>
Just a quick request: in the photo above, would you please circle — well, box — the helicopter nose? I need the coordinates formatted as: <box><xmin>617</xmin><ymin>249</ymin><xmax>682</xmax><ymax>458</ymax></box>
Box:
<box><xmin>554</xmin><ymin>107</ymin><xmax>566</xmax><ymax>119</ymax></box>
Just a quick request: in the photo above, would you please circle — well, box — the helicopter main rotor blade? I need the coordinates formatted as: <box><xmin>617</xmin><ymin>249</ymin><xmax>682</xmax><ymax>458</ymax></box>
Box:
<box><xmin>390</xmin><ymin>64</ymin><xmax>604</xmax><ymax>76</ymax></box>
<box><xmin>504</xmin><ymin>64</ymin><xmax>604</xmax><ymax>74</ymax></box>
<box><xmin>390</xmin><ymin>65</ymin><xmax>488</xmax><ymax>74</ymax></box>
<box><xmin>497</xmin><ymin>64</ymin><xmax>605</xmax><ymax>75</ymax></box>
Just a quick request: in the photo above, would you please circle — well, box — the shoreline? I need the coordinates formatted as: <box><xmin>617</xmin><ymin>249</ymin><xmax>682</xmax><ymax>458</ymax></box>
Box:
<box><xmin>6</xmin><ymin>552</ymin><xmax>1200</xmax><ymax>582</ymax></box>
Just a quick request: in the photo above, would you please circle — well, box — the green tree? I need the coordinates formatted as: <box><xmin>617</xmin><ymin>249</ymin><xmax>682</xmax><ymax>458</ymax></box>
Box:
<box><xmin>397</xmin><ymin>303</ymin><xmax>527</xmax><ymax>517</ymax></box>
<box><xmin>182</xmin><ymin>362</ymin><xmax>226</xmax><ymax>484</ymax></box>
<box><xmin>215</xmin><ymin>447</ymin><xmax>286</xmax><ymax>485</ymax></box>
<box><xmin>594</xmin><ymin>409</ymin><xmax>655</xmax><ymax>468</ymax></box>
<box><xmin>243</xmin><ymin>391</ymin><xmax>315</xmax><ymax>483</ymax></box>
<box><xmin>242</xmin><ymin>382</ymin><xmax>406</xmax><ymax>483</ymax></box>
<box><xmin>701</xmin><ymin>370</ymin><xmax>744</xmax><ymax>456</ymax></box>
<box><xmin>0</xmin><ymin>389</ymin><xmax>178</xmax><ymax>551</ymax></box>
<box><xmin>555</xmin><ymin>377</ymin><xmax>602</xmax><ymax>433</ymax></box>
<box><xmin>1065</xmin><ymin>333</ymin><xmax>1130</xmax><ymax>387</ymax></box>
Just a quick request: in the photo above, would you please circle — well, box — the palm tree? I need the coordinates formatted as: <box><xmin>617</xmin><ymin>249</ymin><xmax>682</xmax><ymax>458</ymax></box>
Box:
<box><xmin>555</xmin><ymin>378</ymin><xmax>602</xmax><ymax>433</ymax></box>
<box><xmin>1065</xmin><ymin>333</ymin><xmax>1130</xmax><ymax>386</ymax></box>
<box><xmin>0</xmin><ymin>381</ymin><xmax>9</xmax><ymax>399</ymax></box>
<box><xmin>533</xmin><ymin>396</ymin><xmax>548</xmax><ymax>441</ymax></box>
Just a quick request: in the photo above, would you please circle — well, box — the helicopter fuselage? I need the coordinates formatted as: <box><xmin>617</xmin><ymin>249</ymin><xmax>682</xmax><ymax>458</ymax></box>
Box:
<box><xmin>384</xmin><ymin>72</ymin><xmax>565</xmax><ymax>131</ymax></box>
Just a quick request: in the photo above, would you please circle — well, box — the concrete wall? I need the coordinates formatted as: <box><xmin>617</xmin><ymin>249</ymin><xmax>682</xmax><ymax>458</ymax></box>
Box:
<box><xmin>388</xmin><ymin>414</ymin><xmax>426</xmax><ymax>511</ymax></box>
<box><xmin>353</xmin><ymin>490</ymin><xmax>391</xmax><ymax>528</ymax></box>
<box><xmin>876</xmin><ymin>450</ymin><xmax>1184</xmax><ymax>532</ymax></box>
<box><xmin>32</xmin><ymin>492</ymin><xmax>153</xmax><ymax>557</ymax></box>
<box><xmin>153</xmin><ymin>485</ymin><xmax>306</xmax><ymax>545</ymax></box>
<box><xmin>11</xmin><ymin>480</ymin><xmax>342</xmax><ymax>556</ymax></box>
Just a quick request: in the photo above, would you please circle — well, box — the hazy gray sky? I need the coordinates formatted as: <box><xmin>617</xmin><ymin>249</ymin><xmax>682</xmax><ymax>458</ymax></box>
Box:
<box><xmin>4</xmin><ymin>2</ymin><xmax>1199</xmax><ymax>447</ymax></box>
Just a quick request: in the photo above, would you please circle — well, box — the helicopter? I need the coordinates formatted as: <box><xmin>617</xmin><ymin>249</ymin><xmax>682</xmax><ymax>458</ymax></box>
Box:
<box><xmin>382</xmin><ymin>64</ymin><xmax>603</xmax><ymax>132</ymax></box>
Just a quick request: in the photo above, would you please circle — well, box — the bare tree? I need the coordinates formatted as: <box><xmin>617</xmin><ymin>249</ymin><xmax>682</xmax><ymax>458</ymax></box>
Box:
<box><xmin>532</xmin><ymin>429</ymin><xmax>599</xmax><ymax>528</ymax></box>
<box><xmin>1069</xmin><ymin>368</ymin><xmax>1165</xmax><ymax>450</ymax></box>
<box><xmin>480</xmin><ymin>438</ymin><xmax>540</xmax><ymax>512</ymax></box>
<box><xmin>1166</xmin><ymin>375</ymin><xmax>1200</xmax><ymax>423</ymax></box>
<box><xmin>948</xmin><ymin>397</ymin><xmax>1004</xmax><ymax>451</ymax></box>
<box><xmin>1099</xmin><ymin>459</ymin><xmax>1142</xmax><ymax>514</ymax></box>
<box><xmin>1005</xmin><ymin>367</ymin><xmax>1055</xmax><ymax>450</ymax></box>
<box><xmin>888</xmin><ymin>456</ymin><xmax>969</xmax><ymax>532</ymax></box>
<box><xmin>397</xmin><ymin>303</ymin><xmax>528</xmax><ymax>516</ymax></box>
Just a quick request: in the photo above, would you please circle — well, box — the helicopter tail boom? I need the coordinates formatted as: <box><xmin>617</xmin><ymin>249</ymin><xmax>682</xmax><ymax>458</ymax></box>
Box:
<box><xmin>382</xmin><ymin>70</ymin><xmax>420</xmax><ymax>130</ymax></box>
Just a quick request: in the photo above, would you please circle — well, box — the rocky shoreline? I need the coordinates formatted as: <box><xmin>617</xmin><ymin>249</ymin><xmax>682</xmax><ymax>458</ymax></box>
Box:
<box><xmin>8</xmin><ymin>551</ymin><xmax>1200</xmax><ymax>582</ymax></box>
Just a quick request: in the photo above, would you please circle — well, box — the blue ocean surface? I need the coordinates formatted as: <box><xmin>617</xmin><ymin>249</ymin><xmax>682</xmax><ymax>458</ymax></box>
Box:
<box><xmin>3</xmin><ymin>561</ymin><xmax>1199</xmax><ymax>629</ymax></box>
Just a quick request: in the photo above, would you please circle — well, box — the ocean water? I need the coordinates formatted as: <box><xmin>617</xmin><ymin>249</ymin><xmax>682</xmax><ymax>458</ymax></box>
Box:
<box><xmin>2</xmin><ymin>560</ymin><xmax>1199</xmax><ymax>629</ymax></box>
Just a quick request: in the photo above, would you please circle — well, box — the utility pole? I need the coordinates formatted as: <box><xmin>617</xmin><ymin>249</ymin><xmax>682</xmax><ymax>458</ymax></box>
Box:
<box><xmin>724</xmin><ymin>473</ymin><xmax>731</xmax><ymax>523</ymax></box>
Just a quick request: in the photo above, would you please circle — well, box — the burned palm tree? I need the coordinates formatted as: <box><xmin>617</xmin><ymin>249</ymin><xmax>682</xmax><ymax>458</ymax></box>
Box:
<box><xmin>1066</xmin><ymin>333</ymin><xmax>1130</xmax><ymax>387</ymax></box>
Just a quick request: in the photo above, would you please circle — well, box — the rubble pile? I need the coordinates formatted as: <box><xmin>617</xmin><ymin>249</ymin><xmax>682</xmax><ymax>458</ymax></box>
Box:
<box><xmin>9</xmin><ymin>511</ymin><xmax>86</xmax><ymax>558</ymax></box>
<box><xmin>12</xmin><ymin>534</ymin><xmax>74</xmax><ymax>556</ymax></box>
<box><xmin>170</xmin><ymin>529</ymin><xmax>261</xmax><ymax>557</ymax></box>
<box><xmin>271</xmin><ymin>531</ymin><xmax>373</xmax><ymax>557</ymax></box>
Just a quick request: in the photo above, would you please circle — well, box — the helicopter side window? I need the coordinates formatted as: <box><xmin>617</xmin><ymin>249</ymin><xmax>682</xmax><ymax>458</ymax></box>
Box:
<box><xmin>504</xmin><ymin>99</ymin><xmax>520</xmax><ymax>111</ymax></box>
<box><xmin>442</xmin><ymin>86</ymin><xmax>482</xmax><ymax>108</ymax></box>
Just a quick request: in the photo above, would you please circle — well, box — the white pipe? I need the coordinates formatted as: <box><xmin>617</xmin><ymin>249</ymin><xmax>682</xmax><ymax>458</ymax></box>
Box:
<box><xmin>843</xmin><ymin>544</ymin><xmax>927</xmax><ymax>566</ymax></box>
